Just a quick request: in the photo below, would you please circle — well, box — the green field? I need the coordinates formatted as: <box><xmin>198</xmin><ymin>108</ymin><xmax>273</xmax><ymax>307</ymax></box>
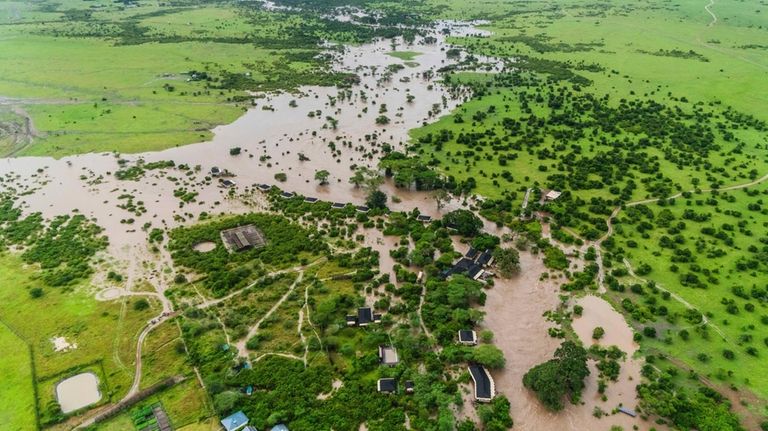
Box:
<box><xmin>0</xmin><ymin>252</ymin><xmax>158</xmax><ymax>427</ymax></box>
<box><xmin>387</xmin><ymin>50</ymin><xmax>422</xmax><ymax>61</ymax></box>
<box><xmin>405</xmin><ymin>0</ymin><xmax>768</xmax><ymax>424</ymax></box>
<box><xmin>0</xmin><ymin>321</ymin><xmax>37</xmax><ymax>431</ymax></box>
<box><xmin>609</xmin><ymin>182</ymin><xmax>768</xmax><ymax>397</ymax></box>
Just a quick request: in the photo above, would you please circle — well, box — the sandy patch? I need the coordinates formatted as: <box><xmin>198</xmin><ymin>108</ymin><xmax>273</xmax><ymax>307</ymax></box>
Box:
<box><xmin>95</xmin><ymin>287</ymin><xmax>122</xmax><ymax>301</ymax></box>
<box><xmin>193</xmin><ymin>241</ymin><xmax>216</xmax><ymax>252</ymax></box>
<box><xmin>51</xmin><ymin>336</ymin><xmax>77</xmax><ymax>352</ymax></box>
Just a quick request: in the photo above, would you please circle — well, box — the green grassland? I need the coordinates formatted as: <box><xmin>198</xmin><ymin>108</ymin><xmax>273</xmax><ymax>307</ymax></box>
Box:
<box><xmin>387</xmin><ymin>50</ymin><xmax>422</xmax><ymax>61</ymax></box>
<box><xmin>0</xmin><ymin>252</ymin><xmax>159</xmax><ymax>426</ymax></box>
<box><xmin>96</xmin><ymin>319</ymin><xmax>215</xmax><ymax>431</ymax></box>
<box><xmin>92</xmin><ymin>378</ymin><xmax>215</xmax><ymax>431</ymax></box>
<box><xmin>414</xmin><ymin>0</ymin><xmax>767</xmax><ymax>208</ymax></box>
<box><xmin>0</xmin><ymin>321</ymin><xmax>37</xmax><ymax>431</ymax></box>
<box><xmin>407</xmin><ymin>0</ymin><xmax>768</xmax><ymax>420</ymax></box>
<box><xmin>608</xmin><ymin>182</ymin><xmax>768</xmax><ymax>398</ymax></box>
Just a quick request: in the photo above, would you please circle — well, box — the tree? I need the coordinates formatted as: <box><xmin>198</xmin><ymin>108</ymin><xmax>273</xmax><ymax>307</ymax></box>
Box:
<box><xmin>349</xmin><ymin>167</ymin><xmax>383</xmax><ymax>192</ymax></box>
<box><xmin>229</xmin><ymin>147</ymin><xmax>241</xmax><ymax>156</ymax></box>
<box><xmin>592</xmin><ymin>327</ymin><xmax>605</xmax><ymax>340</ymax></box>
<box><xmin>442</xmin><ymin>209</ymin><xmax>483</xmax><ymax>236</ymax></box>
<box><xmin>29</xmin><ymin>287</ymin><xmax>44</xmax><ymax>298</ymax></box>
<box><xmin>480</xmin><ymin>329</ymin><xmax>494</xmax><ymax>343</ymax></box>
<box><xmin>213</xmin><ymin>390</ymin><xmax>240</xmax><ymax>413</ymax></box>
<box><xmin>433</xmin><ymin>188</ymin><xmax>450</xmax><ymax>210</ymax></box>
<box><xmin>366</xmin><ymin>190</ymin><xmax>387</xmax><ymax>209</ymax></box>
<box><xmin>133</xmin><ymin>298</ymin><xmax>150</xmax><ymax>311</ymax></box>
<box><xmin>376</xmin><ymin>115</ymin><xmax>390</xmax><ymax>125</ymax></box>
<box><xmin>472</xmin><ymin>344</ymin><xmax>506</xmax><ymax>369</ymax></box>
<box><xmin>477</xmin><ymin>396</ymin><xmax>513</xmax><ymax>430</ymax></box>
<box><xmin>523</xmin><ymin>341</ymin><xmax>589</xmax><ymax>411</ymax></box>
<box><xmin>493</xmin><ymin>248</ymin><xmax>520</xmax><ymax>278</ymax></box>
<box><xmin>314</xmin><ymin>170</ymin><xmax>330</xmax><ymax>185</ymax></box>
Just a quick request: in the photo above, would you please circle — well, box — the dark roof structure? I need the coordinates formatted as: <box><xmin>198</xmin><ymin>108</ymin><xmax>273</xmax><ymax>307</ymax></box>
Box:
<box><xmin>477</xmin><ymin>250</ymin><xmax>493</xmax><ymax>267</ymax></box>
<box><xmin>347</xmin><ymin>307</ymin><xmax>382</xmax><ymax>327</ymax></box>
<box><xmin>220</xmin><ymin>225</ymin><xmax>267</xmax><ymax>253</ymax></box>
<box><xmin>404</xmin><ymin>380</ymin><xmax>415</xmax><ymax>393</ymax></box>
<box><xmin>454</xmin><ymin>258</ymin><xmax>474</xmax><ymax>272</ymax></box>
<box><xmin>211</xmin><ymin>166</ymin><xmax>221</xmax><ymax>176</ymax></box>
<box><xmin>468</xmin><ymin>364</ymin><xmax>495</xmax><ymax>402</ymax></box>
<box><xmin>331</xmin><ymin>202</ymin><xmax>346</xmax><ymax>209</ymax></box>
<box><xmin>221</xmin><ymin>179</ymin><xmax>236</xmax><ymax>187</ymax></box>
<box><xmin>304</xmin><ymin>197</ymin><xmax>319</xmax><ymax>203</ymax></box>
<box><xmin>458</xmin><ymin>330</ymin><xmax>477</xmax><ymax>345</ymax></box>
<box><xmin>257</xmin><ymin>184</ymin><xmax>271</xmax><ymax>192</ymax></box>
<box><xmin>280</xmin><ymin>191</ymin><xmax>295</xmax><ymax>198</ymax></box>
<box><xmin>356</xmin><ymin>205</ymin><xmax>370</xmax><ymax>213</ymax></box>
<box><xmin>377</xmin><ymin>378</ymin><xmax>397</xmax><ymax>394</ymax></box>
<box><xmin>468</xmin><ymin>264</ymin><xmax>483</xmax><ymax>279</ymax></box>
<box><xmin>416</xmin><ymin>214</ymin><xmax>432</xmax><ymax>222</ymax></box>
<box><xmin>465</xmin><ymin>247</ymin><xmax>480</xmax><ymax>260</ymax></box>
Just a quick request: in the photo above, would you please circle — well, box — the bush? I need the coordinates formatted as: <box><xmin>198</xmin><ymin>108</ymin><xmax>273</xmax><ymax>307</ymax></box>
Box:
<box><xmin>133</xmin><ymin>298</ymin><xmax>150</xmax><ymax>311</ymax></box>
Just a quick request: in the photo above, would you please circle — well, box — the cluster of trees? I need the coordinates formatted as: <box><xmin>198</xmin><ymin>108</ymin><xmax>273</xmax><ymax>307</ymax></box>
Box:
<box><xmin>522</xmin><ymin>341</ymin><xmax>589</xmax><ymax>411</ymax></box>
<box><xmin>0</xmin><ymin>206</ymin><xmax>109</xmax><ymax>286</ymax></box>
<box><xmin>637</xmin><ymin>359</ymin><xmax>743</xmax><ymax>431</ymax></box>
<box><xmin>168</xmin><ymin>213</ymin><xmax>326</xmax><ymax>296</ymax></box>
<box><xmin>421</xmin><ymin>275</ymin><xmax>486</xmax><ymax>345</ymax></box>
<box><xmin>380</xmin><ymin>151</ymin><xmax>444</xmax><ymax>191</ymax></box>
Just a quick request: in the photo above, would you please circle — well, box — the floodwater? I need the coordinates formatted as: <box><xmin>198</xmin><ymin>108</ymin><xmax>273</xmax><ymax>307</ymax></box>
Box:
<box><xmin>481</xmin><ymin>253</ymin><xmax>663</xmax><ymax>431</ymax></box>
<box><xmin>55</xmin><ymin>372</ymin><xmax>101</xmax><ymax>413</ymax></box>
<box><xmin>0</xmin><ymin>21</ymin><xmax>500</xmax><ymax>264</ymax></box>
<box><xmin>0</xmin><ymin>16</ymin><xmax>662</xmax><ymax>429</ymax></box>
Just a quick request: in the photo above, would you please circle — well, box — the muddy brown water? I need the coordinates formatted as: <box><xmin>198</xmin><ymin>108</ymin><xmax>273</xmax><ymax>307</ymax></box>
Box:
<box><xmin>0</xmin><ymin>23</ymin><xmax>499</xmax><ymax>263</ymax></box>
<box><xmin>481</xmin><ymin>253</ymin><xmax>665</xmax><ymax>430</ymax></box>
<box><xmin>55</xmin><ymin>372</ymin><xmax>101</xmax><ymax>414</ymax></box>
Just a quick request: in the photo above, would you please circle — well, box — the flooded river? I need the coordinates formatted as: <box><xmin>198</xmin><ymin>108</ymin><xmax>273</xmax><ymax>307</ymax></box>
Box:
<box><xmin>0</xmin><ymin>21</ymin><xmax>497</xmax><ymax>261</ymax></box>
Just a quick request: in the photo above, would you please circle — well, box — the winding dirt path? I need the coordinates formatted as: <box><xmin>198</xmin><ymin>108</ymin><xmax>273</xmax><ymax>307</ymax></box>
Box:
<box><xmin>591</xmin><ymin>173</ymin><xmax>768</xmax><ymax>339</ymax></box>
<box><xmin>195</xmin><ymin>258</ymin><xmax>325</xmax><ymax>310</ymax></box>
<box><xmin>234</xmin><ymin>270</ymin><xmax>305</xmax><ymax>361</ymax></box>
<box><xmin>704</xmin><ymin>0</ymin><xmax>717</xmax><ymax>27</ymax></box>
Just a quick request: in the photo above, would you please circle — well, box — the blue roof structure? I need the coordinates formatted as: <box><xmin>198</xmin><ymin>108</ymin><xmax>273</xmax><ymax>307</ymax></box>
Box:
<box><xmin>221</xmin><ymin>411</ymin><xmax>249</xmax><ymax>431</ymax></box>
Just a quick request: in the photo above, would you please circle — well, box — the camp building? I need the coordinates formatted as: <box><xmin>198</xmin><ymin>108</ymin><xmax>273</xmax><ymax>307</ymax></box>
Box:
<box><xmin>468</xmin><ymin>364</ymin><xmax>495</xmax><ymax>403</ymax></box>
<box><xmin>220</xmin><ymin>225</ymin><xmax>267</xmax><ymax>253</ymax></box>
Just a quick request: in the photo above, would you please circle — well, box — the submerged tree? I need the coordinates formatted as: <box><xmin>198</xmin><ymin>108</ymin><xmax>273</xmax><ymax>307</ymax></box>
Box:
<box><xmin>523</xmin><ymin>341</ymin><xmax>589</xmax><ymax>411</ymax></box>
<box><xmin>366</xmin><ymin>190</ymin><xmax>388</xmax><ymax>209</ymax></box>
<box><xmin>314</xmin><ymin>170</ymin><xmax>330</xmax><ymax>185</ymax></box>
<box><xmin>493</xmin><ymin>247</ymin><xmax>520</xmax><ymax>278</ymax></box>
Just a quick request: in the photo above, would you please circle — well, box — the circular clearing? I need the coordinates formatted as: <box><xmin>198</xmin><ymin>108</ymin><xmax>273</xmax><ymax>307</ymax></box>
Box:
<box><xmin>193</xmin><ymin>241</ymin><xmax>216</xmax><ymax>252</ymax></box>
<box><xmin>97</xmin><ymin>288</ymin><xmax>122</xmax><ymax>300</ymax></box>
